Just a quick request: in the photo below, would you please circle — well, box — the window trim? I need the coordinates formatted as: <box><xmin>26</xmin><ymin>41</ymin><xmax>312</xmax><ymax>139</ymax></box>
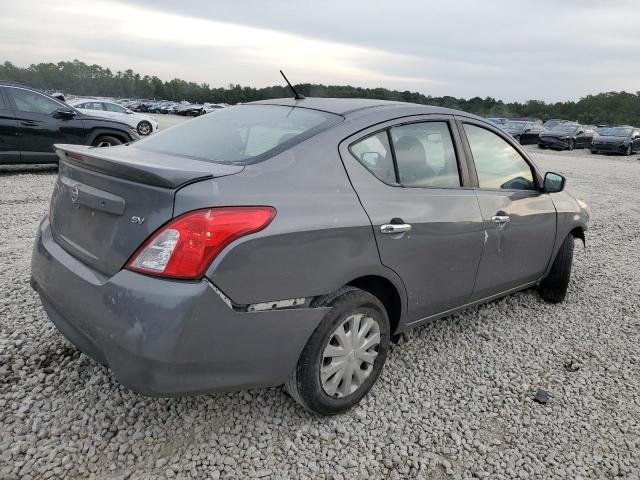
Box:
<box><xmin>5</xmin><ymin>85</ymin><xmax>69</xmax><ymax>115</ymax></box>
<box><xmin>347</xmin><ymin>116</ymin><xmax>470</xmax><ymax>190</ymax></box>
<box><xmin>455</xmin><ymin>117</ymin><xmax>543</xmax><ymax>192</ymax></box>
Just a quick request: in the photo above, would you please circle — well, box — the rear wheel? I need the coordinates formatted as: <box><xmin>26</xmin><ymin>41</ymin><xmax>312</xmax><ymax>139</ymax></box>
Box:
<box><xmin>285</xmin><ymin>287</ymin><xmax>390</xmax><ymax>415</ymax></box>
<box><xmin>92</xmin><ymin>135</ymin><xmax>122</xmax><ymax>148</ymax></box>
<box><xmin>539</xmin><ymin>234</ymin><xmax>574</xmax><ymax>303</ymax></box>
<box><xmin>137</xmin><ymin>120</ymin><xmax>153</xmax><ymax>136</ymax></box>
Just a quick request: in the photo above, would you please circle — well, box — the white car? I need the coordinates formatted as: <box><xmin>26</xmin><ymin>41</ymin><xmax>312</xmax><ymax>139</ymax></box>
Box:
<box><xmin>67</xmin><ymin>99</ymin><xmax>160</xmax><ymax>136</ymax></box>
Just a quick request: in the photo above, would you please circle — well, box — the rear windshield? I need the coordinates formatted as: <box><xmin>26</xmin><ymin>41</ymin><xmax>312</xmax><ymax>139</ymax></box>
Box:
<box><xmin>135</xmin><ymin>104</ymin><xmax>343</xmax><ymax>164</ymax></box>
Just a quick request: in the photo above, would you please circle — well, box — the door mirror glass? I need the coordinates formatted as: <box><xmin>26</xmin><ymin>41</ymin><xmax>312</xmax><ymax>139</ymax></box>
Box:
<box><xmin>543</xmin><ymin>172</ymin><xmax>565</xmax><ymax>193</ymax></box>
<box><xmin>524</xmin><ymin>128</ymin><xmax>531</xmax><ymax>132</ymax></box>
<box><xmin>577</xmin><ymin>129</ymin><xmax>584</xmax><ymax>135</ymax></box>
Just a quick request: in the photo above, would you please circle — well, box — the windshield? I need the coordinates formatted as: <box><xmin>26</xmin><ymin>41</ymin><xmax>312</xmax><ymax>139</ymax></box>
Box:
<box><xmin>504</xmin><ymin>121</ymin><xmax>528</xmax><ymax>130</ymax></box>
<box><xmin>136</xmin><ymin>104</ymin><xmax>343</xmax><ymax>164</ymax></box>
<box><xmin>550</xmin><ymin>125</ymin><xmax>578</xmax><ymax>134</ymax></box>
<box><xmin>544</xmin><ymin>121</ymin><xmax>561</xmax><ymax>129</ymax></box>
<box><xmin>601</xmin><ymin>127</ymin><xmax>633</xmax><ymax>137</ymax></box>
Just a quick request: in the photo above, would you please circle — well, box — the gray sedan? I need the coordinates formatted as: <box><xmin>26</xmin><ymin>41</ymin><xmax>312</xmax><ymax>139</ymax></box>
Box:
<box><xmin>30</xmin><ymin>98</ymin><xmax>589</xmax><ymax>415</ymax></box>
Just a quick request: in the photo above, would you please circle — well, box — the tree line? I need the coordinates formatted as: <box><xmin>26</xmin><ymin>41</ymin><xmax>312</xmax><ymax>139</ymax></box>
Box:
<box><xmin>2</xmin><ymin>60</ymin><xmax>640</xmax><ymax>125</ymax></box>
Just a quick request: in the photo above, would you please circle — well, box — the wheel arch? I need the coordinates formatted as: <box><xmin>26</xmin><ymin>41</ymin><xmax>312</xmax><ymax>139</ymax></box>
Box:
<box><xmin>344</xmin><ymin>274</ymin><xmax>405</xmax><ymax>336</ymax></box>
<box><xmin>85</xmin><ymin>128</ymin><xmax>133</xmax><ymax>146</ymax></box>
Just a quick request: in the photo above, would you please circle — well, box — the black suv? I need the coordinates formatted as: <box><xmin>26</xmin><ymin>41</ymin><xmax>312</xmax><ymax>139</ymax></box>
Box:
<box><xmin>0</xmin><ymin>82</ymin><xmax>139</xmax><ymax>164</ymax></box>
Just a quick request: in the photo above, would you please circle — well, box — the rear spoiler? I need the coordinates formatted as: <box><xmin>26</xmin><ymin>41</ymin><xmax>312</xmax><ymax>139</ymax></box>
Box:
<box><xmin>55</xmin><ymin>144</ymin><xmax>243</xmax><ymax>189</ymax></box>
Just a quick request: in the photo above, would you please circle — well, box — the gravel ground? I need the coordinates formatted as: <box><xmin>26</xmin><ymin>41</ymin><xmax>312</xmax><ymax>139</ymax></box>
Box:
<box><xmin>1</xmin><ymin>146</ymin><xmax>639</xmax><ymax>479</ymax></box>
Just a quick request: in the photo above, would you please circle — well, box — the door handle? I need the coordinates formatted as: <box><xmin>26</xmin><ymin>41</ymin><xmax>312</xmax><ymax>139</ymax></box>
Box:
<box><xmin>380</xmin><ymin>223</ymin><xmax>412</xmax><ymax>234</ymax></box>
<box><xmin>491</xmin><ymin>215</ymin><xmax>510</xmax><ymax>224</ymax></box>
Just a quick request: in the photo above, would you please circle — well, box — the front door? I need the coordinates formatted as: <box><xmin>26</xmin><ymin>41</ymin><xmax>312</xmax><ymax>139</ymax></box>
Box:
<box><xmin>5</xmin><ymin>86</ymin><xmax>86</xmax><ymax>163</ymax></box>
<box><xmin>0</xmin><ymin>88</ymin><xmax>20</xmax><ymax>163</ymax></box>
<box><xmin>340</xmin><ymin>117</ymin><xmax>485</xmax><ymax>323</ymax></box>
<box><xmin>459</xmin><ymin>121</ymin><xmax>557</xmax><ymax>301</ymax></box>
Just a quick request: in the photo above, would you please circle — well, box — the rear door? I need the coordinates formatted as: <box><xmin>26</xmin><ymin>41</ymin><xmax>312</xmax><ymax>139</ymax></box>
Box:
<box><xmin>5</xmin><ymin>86</ymin><xmax>86</xmax><ymax>163</ymax></box>
<box><xmin>0</xmin><ymin>88</ymin><xmax>20</xmax><ymax>163</ymax></box>
<box><xmin>339</xmin><ymin>116</ymin><xmax>485</xmax><ymax>323</ymax></box>
<box><xmin>458</xmin><ymin>119</ymin><xmax>556</xmax><ymax>301</ymax></box>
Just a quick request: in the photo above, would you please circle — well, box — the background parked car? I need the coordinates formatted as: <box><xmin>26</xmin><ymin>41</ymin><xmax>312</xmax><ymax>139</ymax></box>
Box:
<box><xmin>538</xmin><ymin>123</ymin><xmax>594</xmax><ymax>150</ymax></box>
<box><xmin>503</xmin><ymin>119</ymin><xmax>544</xmax><ymax>144</ymax></box>
<box><xmin>0</xmin><ymin>82</ymin><xmax>138</xmax><ymax>164</ymax></box>
<box><xmin>485</xmin><ymin>117</ymin><xmax>507</xmax><ymax>126</ymax></box>
<box><xmin>68</xmin><ymin>99</ymin><xmax>159</xmax><ymax>136</ymax></box>
<box><xmin>175</xmin><ymin>103</ymin><xmax>205</xmax><ymax>116</ymax></box>
<box><xmin>590</xmin><ymin>125</ymin><xmax>640</xmax><ymax>155</ymax></box>
<box><xmin>542</xmin><ymin>119</ymin><xmax>572</xmax><ymax>131</ymax></box>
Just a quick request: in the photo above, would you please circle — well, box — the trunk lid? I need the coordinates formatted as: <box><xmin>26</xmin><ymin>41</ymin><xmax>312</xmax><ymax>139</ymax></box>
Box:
<box><xmin>49</xmin><ymin>144</ymin><xmax>243</xmax><ymax>277</ymax></box>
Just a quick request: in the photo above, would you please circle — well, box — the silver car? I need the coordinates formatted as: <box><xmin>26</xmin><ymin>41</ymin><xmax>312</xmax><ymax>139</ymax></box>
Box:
<box><xmin>30</xmin><ymin>98</ymin><xmax>589</xmax><ymax>415</ymax></box>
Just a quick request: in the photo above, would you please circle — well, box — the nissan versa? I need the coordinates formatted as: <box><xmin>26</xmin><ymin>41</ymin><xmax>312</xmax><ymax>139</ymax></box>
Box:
<box><xmin>31</xmin><ymin>98</ymin><xmax>590</xmax><ymax>415</ymax></box>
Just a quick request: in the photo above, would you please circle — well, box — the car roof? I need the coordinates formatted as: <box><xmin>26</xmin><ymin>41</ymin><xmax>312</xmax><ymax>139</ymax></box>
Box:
<box><xmin>246</xmin><ymin>97</ymin><xmax>473</xmax><ymax>117</ymax></box>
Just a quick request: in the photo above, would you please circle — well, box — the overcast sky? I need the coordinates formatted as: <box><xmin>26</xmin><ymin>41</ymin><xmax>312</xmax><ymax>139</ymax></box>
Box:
<box><xmin>1</xmin><ymin>0</ymin><xmax>639</xmax><ymax>102</ymax></box>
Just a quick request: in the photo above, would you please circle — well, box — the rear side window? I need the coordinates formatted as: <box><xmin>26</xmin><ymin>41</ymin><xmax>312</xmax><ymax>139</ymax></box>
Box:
<box><xmin>136</xmin><ymin>105</ymin><xmax>343</xmax><ymax>164</ymax></box>
<box><xmin>350</xmin><ymin>121</ymin><xmax>460</xmax><ymax>188</ymax></box>
<box><xmin>390</xmin><ymin>122</ymin><xmax>460</xmax><ymax>188</ymax></box>
<box><xmin>463</xmin><ymin>124</ymin><xmax>535</xmax><ymax>191</ymax></box>
<box><xmin>349</xmin><ymin>131</ymin><xmax>396</xmax><ymax>184</ymax></box>
<box><xmin>0</xmin><ymin>90</ymin><xmax>5</xmax><ymax>109</ymax></box>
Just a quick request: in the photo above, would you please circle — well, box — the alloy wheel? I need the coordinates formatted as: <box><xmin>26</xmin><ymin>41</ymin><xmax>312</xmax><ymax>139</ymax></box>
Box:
<box><xmin>320</xmin><ymin>312</ymin><xmax>381</xmax><ymax>398</ymax></box>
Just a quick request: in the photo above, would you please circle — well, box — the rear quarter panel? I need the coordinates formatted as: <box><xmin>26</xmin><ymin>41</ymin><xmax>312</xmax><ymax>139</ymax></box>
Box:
<box><xmin>174</xmin><ymin>128</ymin><xmax>403</xmax><ymax>306</ymax></box>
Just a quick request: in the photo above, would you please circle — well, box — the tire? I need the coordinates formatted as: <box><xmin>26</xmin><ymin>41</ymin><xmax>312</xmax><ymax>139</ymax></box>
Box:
<box><xmin>538</xmin><ymin>144</ymin><xmax>546</xmax><ymax>149</ymax></box>
<box><xmin>590</xmin><ymin>149</ymin><xmax>597</xmax><ymax>154</ymax></box>
<box><xmin>567</xmin><ymin>139</ymin><xmax>575</xmax><ymax>151</ymax></box>
<box><xmin>137</xmin><ymin>120</ymin><xmax>153</xmax><ymax>136</ymax></box>
<box><xmin>625</xmin><ymin>144</ymin><xmax>632</xmax><ymax>156</ymax></box>
<box><xmin>514</xmin><ymin>135</ymin><xmax>521</xmax><ymax>144</ymax></box>
<box><xmin>539</xmin><ymin>235</ymin><xmax>574</xmax><ymax>303</ymax></box>
<box><xmin>285</xmin><ymin>287</ymin><xmax>390</xmax><ymax>415</ymax></box>
<box><xmin>92</xmin><ymin>135</ymin><xmax>122</xmax><ymax>148</ymax></box>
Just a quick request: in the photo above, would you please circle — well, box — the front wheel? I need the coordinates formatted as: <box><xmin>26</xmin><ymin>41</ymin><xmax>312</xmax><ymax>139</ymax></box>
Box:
<box><xmin>92</xmin><ymin>135</ymin><xmax>122</xmax><ymax>148</ymax></box>
<box><xmin>625</xmin><ymin>144</ymin><xmax>633</xmax><ymax>156</ymax></box>
<box><xmin>137</xmin><ymin>120</ymin><xmax>153</xmax><ymax>136</ymax></box>
<box><xmin>567</xmin><ymin>139</ymin><xmax>575</xmax><ymax>150</ymax></box>
<box><xmin>539</xmin><ymin>235</ymin><xmax>574</xmax><ymax>303</ymax></box>
<box><xmin>285</xmin><ymin>287</ymin><xmax>390</xmax><ymax>415</ymax></box>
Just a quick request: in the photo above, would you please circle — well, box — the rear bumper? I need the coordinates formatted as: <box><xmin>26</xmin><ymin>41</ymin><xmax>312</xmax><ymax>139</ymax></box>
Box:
<box><xmin>31</xmin><ymin>219</ymin><xmax>326</xmax><ymax>396</ymax></box>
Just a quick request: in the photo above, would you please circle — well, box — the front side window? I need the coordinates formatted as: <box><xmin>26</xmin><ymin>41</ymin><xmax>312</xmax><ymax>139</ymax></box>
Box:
<box><xmin>103</xmin><ymin>102</ymin><xmax>127</xmax><ymax>113</ymax></box>
<box><xmin>8</xmin><ymin>88</ymin><xmax>61</xmax><ymax>114</ymax></box>
<box><xmin>390</xmin><ymin>122</ymin><xmax>460</xmax><ymax>188</ymax></box>
<box><xmin>136</xmin><ymin>104</ymin><xmax>342</xmax><ymax>164</ymax></box>
<box><xmin>350</xmin><ymin>131</ymin><xmax>396</xmax><ymax>184</ymax></box>
<box><xmin>0</xmin><ymin>90</ymin><xmax>5</xmax><ymax>109</ymax></box>
<box><xmin>463</xmin><ymin>123</ymin><xmax>535</xmax><ymax>191</ymax></box>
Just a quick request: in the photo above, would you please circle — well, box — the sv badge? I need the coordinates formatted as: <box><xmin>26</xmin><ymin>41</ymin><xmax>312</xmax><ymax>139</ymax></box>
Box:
<box><xmin>130</xmin><ymin>216</ymin><xmax>146</xmax><ymax>225</ymax></box>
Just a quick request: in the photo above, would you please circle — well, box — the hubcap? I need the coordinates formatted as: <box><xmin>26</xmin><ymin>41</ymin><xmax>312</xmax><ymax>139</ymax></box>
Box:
<box><xmin>138</xmin><ymin>123</ymin><xmax>151</xmax><ymax>135</ymax></box>
<box><xmin>96</xmin><ymin>141</ymin><xmax>112</xmax><ymax>147</ymax></box>
<box><xmin>320</xmin><ymin>312</ymin><xmax>381</xmax><ymax>398</ymax></box>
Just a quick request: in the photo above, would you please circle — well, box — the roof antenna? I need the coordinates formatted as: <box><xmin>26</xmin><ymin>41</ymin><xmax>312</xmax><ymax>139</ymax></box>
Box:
<box><xmin>280</xmin><ymin>70</ymin><xmax>305</xmax><ymax>100</ymax></box>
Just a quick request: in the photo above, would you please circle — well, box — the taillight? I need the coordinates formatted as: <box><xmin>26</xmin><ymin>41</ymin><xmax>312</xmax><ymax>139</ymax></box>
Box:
<box><xmin>126</xmin><ymin>207</ymin><xmax>276</xmax><ymax>280</ymax></box>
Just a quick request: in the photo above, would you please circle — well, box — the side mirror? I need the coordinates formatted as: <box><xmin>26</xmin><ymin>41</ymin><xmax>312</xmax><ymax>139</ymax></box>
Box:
<box><xmin>543</xmin><ymin>172</ymin><xmax>565</xmax><ymax>193</ymax></box>
<box><xmin>577</xmin><ymin>129</ymin><xmax>584</xmax><ymax>135</ymax></box>
<box><xmin>360</xmin><ymin>152</ymin><xmax>382</xmax><ymax>167</ymax></box>
<box><xmin>524</xmin><ymin>128</ymin><xmax>531</xmax><ymax>132</ymax></box>
<box><xmin>54</xmin><ymin>108</ymin><xmax>77</xmax><ymax>119</ymax></box>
